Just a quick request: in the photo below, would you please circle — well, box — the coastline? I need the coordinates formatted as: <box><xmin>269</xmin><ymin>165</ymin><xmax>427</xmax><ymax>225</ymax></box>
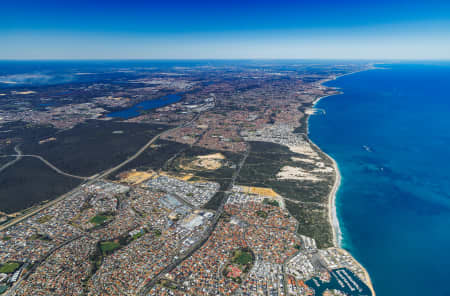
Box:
<box><xmin>306</xmin><ymin>138</ymin><xmax>342</xmax><ymax>247</ymax></box>
<box><xmin>309</xmin><ymin>67</ymin><xmax>376</xmax><ymax>246</ymax></box>
<box><xmin>328</xmin><ymin>152</ymin><xmax>342</xmax><ymax>247</ymax></box>
<box><xmin>308</xmin><ymin>84</ymin><xmax>344</xmax><ymax>247</ymax></box>
<box><xmin>339</xmin><ymin>248</ymin><xmax>377</xmax><ymax>296</ymax></box>
<box><xmin>306</xmin><ymin>68</ymin><xmax>376</xmax><ymax>295</ymax></box>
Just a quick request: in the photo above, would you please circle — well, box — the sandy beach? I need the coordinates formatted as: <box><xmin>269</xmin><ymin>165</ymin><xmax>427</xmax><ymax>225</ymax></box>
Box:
<box><xmin>308</xmin><ymin>67</ymin><xmax>377</xmax><ymax>295</ymax></box>
<box><xmin>307</xmin><ymin>139</ymin><xmax>342</xmax><ymax>246</ymax></box>
<box><xmin>328</xmin><ymin>155</ymin><xmax>342</xmax><ymax>246</ymax></box>
<box><xmin>309</xmin><ymin>67</ymin><xmax>376</xmax><ymax>245</ymax></box>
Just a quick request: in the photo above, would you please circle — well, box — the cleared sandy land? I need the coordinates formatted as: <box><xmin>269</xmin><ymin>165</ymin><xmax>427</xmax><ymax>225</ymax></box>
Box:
<box><xmin>196</xmin><ymin>153</ymin><xmax>225</xmax><ymax>160</ymax></box>
<box><xmin>236</xmin><ymin>185</ymin><xmax>285</xmax><ymax>208</ymax></box>
<box><xmin>160</xmin><ymin>171</ymin><xmax>194</xmax><ymax>181</ymax></box>
<box><xmin>288</xmin><ymin>144</ymin><xmax>320</xmax><ymax>159</ymax></box>
<box><xmin>240</xmin><ymin>185</ymin><xmax>279</xmax><ymax>197</ymax></box>
<box><xmin>312</xmin><ymin>166</ymin><xmax>334</xmax><ymax>174</ymax></box>
<box><xmin>291</xmin><ymin>157</ymin><xmax>315</xmax><ymax>163</ymax></box>
<box><xmin>277</xmin><ymin>166</ymin><xmax>323</xmax><ymax>182</ymax></box>
<box><xmin>118</xmin><ymin>170</ymin><xmax>155</xmax><ymax>185</ymax></box>
<box><xmin>185</xmin><ymin>153</ymin><xmax>225</xmax><ymax>170</ymax></box>
<box><xmin>192</xmin><ymin>159</ymin><xmax>222</xmax><ymax>170</ymax></box>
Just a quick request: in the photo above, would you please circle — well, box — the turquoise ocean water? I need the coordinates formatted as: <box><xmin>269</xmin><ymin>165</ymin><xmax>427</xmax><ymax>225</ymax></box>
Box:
<box><xmin>309</xmin><ymin>63</ymin><xmax>450</xmax><ymax>296</ymax></box>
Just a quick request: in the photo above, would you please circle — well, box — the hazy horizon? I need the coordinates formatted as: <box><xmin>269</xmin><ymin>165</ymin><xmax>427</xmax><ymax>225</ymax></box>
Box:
<box><xmin>2</xmin><ymin>0</ymin><xmax>450</xmax><ymax>60</ymax></box>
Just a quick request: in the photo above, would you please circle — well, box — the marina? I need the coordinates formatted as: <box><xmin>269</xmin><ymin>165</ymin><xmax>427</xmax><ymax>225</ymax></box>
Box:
<box><xmin>305</xmin><ymin>268</ymin><xmax>372</xmax><ymax>296</ymax></box>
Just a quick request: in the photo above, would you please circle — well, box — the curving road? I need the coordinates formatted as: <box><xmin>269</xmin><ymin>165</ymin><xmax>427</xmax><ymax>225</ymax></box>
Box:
<box><xmin>0</xmin><ymin>118</ymin><xmax>195</xmax><ymax>232</ymax></box>
<box><xmin>0</xmin><ymin>153</ymin><xmax>90</xmax><ymax>180</ymax></box>
<box><xmin>1</xmin><ymin>109</ymin><xmax>209</xmax><ymax>295</ymax></box>
<box><xmin>0</xmin><ymin>145</ymin><xmax>23</xmax><ymax>174</ymax></box>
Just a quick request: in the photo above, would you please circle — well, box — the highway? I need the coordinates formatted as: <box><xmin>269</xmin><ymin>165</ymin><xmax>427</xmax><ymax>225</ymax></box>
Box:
<box><xmin>0</xmin><ymin>120</ymin><xmax>189</xmax><ymax>232</ymax></box>
<box><xmin>0</xmin><ymin>104</ymin><xmax>209</xmax><ymax>295</ymax></box>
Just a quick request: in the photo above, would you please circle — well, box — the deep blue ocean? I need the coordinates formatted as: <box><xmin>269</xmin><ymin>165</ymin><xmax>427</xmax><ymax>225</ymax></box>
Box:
<box><xmin>309</xmin><ymin>63</ymin><xmax>450</xmax><ymax>296</ymax></box>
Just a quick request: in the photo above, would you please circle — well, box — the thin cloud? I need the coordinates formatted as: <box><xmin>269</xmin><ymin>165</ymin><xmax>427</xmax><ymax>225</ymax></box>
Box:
<box><xmin>0</xmin><ymin>73</ymin><xmax>74</xmax><ymax>85</ymax></box>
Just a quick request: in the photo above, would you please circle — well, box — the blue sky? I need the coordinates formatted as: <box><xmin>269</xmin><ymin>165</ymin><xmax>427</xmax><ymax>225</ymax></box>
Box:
<box><xmin>1</xmin><ymin>0</ymin><xmax>450</xmax><ymax>59</ymax></box>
